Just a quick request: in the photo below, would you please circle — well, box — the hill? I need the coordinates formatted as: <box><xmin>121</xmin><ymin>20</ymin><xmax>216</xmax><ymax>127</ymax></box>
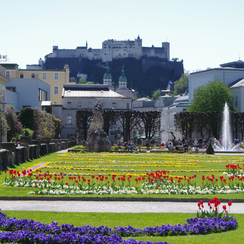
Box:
<box><xmin>44</xmin><ymin>56</ymin><xmax>184</xmax><ymax>97</ymax></box>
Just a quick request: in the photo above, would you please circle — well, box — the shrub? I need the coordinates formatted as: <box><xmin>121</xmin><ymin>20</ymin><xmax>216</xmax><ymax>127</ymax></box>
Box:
<box><xmin>5</xmin><ymin>107</ymin><xmax>23</xmax><ymax>141</ymax></box>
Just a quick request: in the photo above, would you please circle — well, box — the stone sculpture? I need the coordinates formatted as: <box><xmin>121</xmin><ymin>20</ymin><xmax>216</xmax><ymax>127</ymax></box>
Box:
<box><xmin>85</xmin><ymin>101</ymin><xmax>111</xmax><ymax>151</ymax></box>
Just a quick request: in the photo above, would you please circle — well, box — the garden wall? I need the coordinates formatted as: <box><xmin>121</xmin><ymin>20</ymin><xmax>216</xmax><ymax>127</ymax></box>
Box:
<box><xmin>0</xmin><ymin>139</ymin><xmax>76</xmax><ymax>171</ymax></box>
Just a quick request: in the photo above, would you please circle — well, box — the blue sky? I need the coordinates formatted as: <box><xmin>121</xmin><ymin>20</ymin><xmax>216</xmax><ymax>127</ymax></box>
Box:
<box><xmin>1</xmin><ymin>0</ymin><xmax>244</xmax><ymax>72</ymax></box>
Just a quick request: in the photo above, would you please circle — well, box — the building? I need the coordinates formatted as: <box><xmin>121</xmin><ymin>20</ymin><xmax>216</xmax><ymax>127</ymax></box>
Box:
<box><xmin>0</xmin><ymin>65</ymin><xmax>9</xmax><ymax>143</ymax></box>
<box><xmin>160</xmin><ymin>94</ymin><xmax>189</xmax><ymax>142</ymax></box>
<box><xmin>2</xmin><ymin>63</ymin><xmax>70</xmax><ymax>105</ymax></box>
<box><xmin>0</xmin><ymin>65</ymin><xmax>9</xmax><ymax>112</ymax></box>
<box><xmin>45</xmin><ymin>36</ymin><xmax>170</xmax><ymax>63</ymax></box>
<box><xmin>6</xmin><ymin>78</ymin><xmax>50</xmax><ymax>111</ymax></box>
<box><xmin>189</xmin><ymin>60</ymin><xmax>244</xmax><ymax>112</ymax></box>
<box><xmin>116</xmin><ymin>68</ymin><xmax>133</xmax><ymax>98</ymax></box>
<box><xmin>58</xmin><ymin>65</ymin><xmax>133</xmax><ymax>139</ymax></box>
<box><xmin>60</xmin><ymin>84</ymin><xmax>132</xmax><ymax>139</ymax></box>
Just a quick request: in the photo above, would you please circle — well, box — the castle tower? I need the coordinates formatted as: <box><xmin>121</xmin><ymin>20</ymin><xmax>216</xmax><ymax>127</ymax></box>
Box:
<box><xmin>103</xmin><ymin>64</ymin><xmax>112</xmax><ymax>87</ymax></box>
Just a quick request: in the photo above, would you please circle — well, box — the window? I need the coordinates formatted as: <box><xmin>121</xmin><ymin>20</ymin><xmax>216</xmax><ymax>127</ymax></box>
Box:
<box><xmin>20</xmin><ymin>73</ymin><xmax>24</xmax><ymax>78</ymax></box>
<box><xmin>112</xmin><ymin>102</ymin><xmax>116</xmax><ymax>109</ymax></box>
<box><xmin>54</xmin><ymin>86</ymin><xmax>59</xmax><ymax>94</ymax></box>
<box><xmin>77</xmin><ymin>102</ymin><xmax>82</xmax><ymax>108</ymax></box>
<box><xmin>127</xmin><ymin>103</ymin><xmax>129</xmax><ymax>109</ymax></box>
<box><xmin>31</xmin><ymin>73</ymin><xmax>35</xmax><ymax>78</ymax></box>
<box><xmin>7</xmin><ymin>87</ymin><xmax>16</xmax><ymax>92</ymax></box>
<box><xmin>5</xmin><ymin>71</ymin><xmax>10</xmax><ymax>78</ymax></box>
<box><xmin>88</xmin><ymin>102</ymin><xmax>92</xmax><ymax>109</ymax></box>
<box><xmin>54</xmin><ymin>73</ymin><xmax>59</xmax><ymax>80</ymax></box>
<box><xmin>103</xmin><ymin>102</ymin><xmax>105</xmax><ymax>108</ymax></box>
<box><xmin>67</xmin><ymin>102</ymin><xmax>72</xmax><ymax>109</ymax></box>
<box><xmin>39</xmin><ymin>89</ymin><xmax>47</xmax><ymax>101</ymax></box>
<box><xmin>42</xmin><ymin>73</ymin><xmax>46</xmax><ymax>79</ymax></box>
<box><xmin>66</xmin><ymin>115</ymin><xmax>72</xmax><ymax>124</ymax></box>
<box><xmin>235</xmin><ymin>96</ymin><xmax>238</xmax><ymax>107</ymax></box>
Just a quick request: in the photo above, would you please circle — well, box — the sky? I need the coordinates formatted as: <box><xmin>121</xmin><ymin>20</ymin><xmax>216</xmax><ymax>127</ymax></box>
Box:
<box><xmin>1</xmin><ymin>0</ymin><xmax>244</xmax><ymax>73</ymax></box>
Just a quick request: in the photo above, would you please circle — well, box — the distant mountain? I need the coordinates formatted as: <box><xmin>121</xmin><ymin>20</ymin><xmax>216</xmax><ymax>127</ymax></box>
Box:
<box><xmin>44</xmin><ymin>56</ymin><xmax>184</xmax><ymax>97</ymax></box>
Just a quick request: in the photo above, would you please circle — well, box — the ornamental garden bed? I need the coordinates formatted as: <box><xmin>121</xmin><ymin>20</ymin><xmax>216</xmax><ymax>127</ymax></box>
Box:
<box><xmin>0</xmin><ymin>198</ymin><xmax>239</xmax><ymax>244</ymax></box>
<box><xmin>0</xmin><ymin>151</ymin><xmax>242</xmax><ymax>243</ymax></box>
<box><xmin>1</xmin><ymin>151</ymin><xmax>244</xmax><ymax>198</ymax></box>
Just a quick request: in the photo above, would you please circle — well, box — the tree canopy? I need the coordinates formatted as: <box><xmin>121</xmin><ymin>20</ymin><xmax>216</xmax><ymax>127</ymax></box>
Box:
<box><xmin>173</xmin><ymin>73</ymin><xmax>188</xmax><ymax>95</ymax></box>
<box><xmin>187</xmin><ymin>80</ymin><xmax>234</xmax><ymax>112</ymax></box>
<box><xmin>152</xmin><ymin>89</ymin><xmax>161</xmax><ymax>100</ymax></box>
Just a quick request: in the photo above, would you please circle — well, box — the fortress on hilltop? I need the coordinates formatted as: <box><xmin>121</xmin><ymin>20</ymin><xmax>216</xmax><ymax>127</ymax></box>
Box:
<box><xmin>46</xmin><ymin>36</ymin><xmax>170</xmax><ymax>62</ymax></box>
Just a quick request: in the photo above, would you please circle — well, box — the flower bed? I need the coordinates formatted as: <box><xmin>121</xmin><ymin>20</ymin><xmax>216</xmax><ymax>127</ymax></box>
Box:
<box><xmin>3</xmin><ymin>153</ymin><xmax>244</xmax><ymax>196</ymax></box>
<box><xmin>0</xmin><ymin>211</ymin><xmax>238</xmax><ymax>244</ymax></box>
<box><xmin>4</xmin><ymin>168</ymin><xmax>244</xmax><ymax>195</ymax></box>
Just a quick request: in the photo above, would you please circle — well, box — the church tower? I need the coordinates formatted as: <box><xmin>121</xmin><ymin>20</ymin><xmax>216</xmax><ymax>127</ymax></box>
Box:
<box><xmin>103</xmin><ymin>64</ymin><xmax>112</xmax><ymax>87</ymax></box>
<box><xmin>118</xmin><ymin>67</ymin><xmax>127</xmax><ymax>89</ymax></box>
<box><xmin>116</xmin><ymin>67</ymin><xmax>132</xmax><ymax>98</ymax></box>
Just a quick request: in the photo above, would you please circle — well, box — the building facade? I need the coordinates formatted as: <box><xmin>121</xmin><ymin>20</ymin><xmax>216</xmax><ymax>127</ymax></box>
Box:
<box><xmin>2</xmin><ymin>63</ymin><xmax>70</xmax><ymax>105</ymax></box>
<box><xmin>189</xmin><ymin>60</ymin><xmax>244</xmax><ymax>112</ymax></box>
<box><xmin>60</xmin><ymin>84</ymin><xmax>132</xmax><ymax>139</ymax></box>
<box><xmin>0</xmin><ymin>65</ymin><xmax>9</xmax><ymax>143</ymax></box>
<box><xmin>6</xmin><ymin>78</ymin><xmax>50</xmax><ymax>111</ymax></box>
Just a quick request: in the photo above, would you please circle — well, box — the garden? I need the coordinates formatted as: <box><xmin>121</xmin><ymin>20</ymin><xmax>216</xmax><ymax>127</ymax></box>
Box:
<box><xmin>1</xmin><ymin>151</ymin><xmax>244</xmax><ymax>243</ymax></box>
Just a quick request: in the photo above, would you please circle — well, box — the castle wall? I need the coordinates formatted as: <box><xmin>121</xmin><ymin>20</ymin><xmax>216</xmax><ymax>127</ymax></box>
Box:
<box><xmin>46</xmin><ymin>38</ymin><xmax>168</xmax><ymax>62</ymax></box>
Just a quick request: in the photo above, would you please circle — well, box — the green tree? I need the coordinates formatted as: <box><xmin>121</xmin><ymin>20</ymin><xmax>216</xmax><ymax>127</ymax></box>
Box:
<box><xmin>33</xmin><ymin>108</ymin><xmax>56</xmax><ymax>140</ymax></box>
<box><xmin>152</xmin><ymin>89</ymin><xmax>161</xmax><ymax>100</ymax></box>
<box><xmin>18</xmin><ymin>107</ymin><xmax>35</xmax><ymax>130</ymax></box>
<box><xmin>173</xmin><ymin>74</ymin><xmax>188</xmax><ymax>95</ymax></box>
<box><xmin>77</xmin><ymin>77</ymin><xmax>85</xmax><ymax>84</ymax></box>
<box><xmin>188</xmin><ymin>80</ymin><xmax>234</xmax><ymax>112</ymax></box>
<box><xmin>76</xmin><ymin>109</ymin><xmax>93</xmax><ymax>141</ymax></box>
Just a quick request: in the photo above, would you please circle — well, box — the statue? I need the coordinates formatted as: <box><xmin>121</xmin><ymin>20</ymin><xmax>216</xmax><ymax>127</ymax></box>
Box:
<box><xmin>85</xmin><ymin>101</ymin><xmax>111</xmax><ymax>151</ymax></box>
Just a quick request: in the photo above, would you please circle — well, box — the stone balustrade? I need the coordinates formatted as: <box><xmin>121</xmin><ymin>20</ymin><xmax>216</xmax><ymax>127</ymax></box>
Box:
<box><xmin>0</xmin><ymin>139</ymin><xmax>76</xmax><ymax>171</ymax></box>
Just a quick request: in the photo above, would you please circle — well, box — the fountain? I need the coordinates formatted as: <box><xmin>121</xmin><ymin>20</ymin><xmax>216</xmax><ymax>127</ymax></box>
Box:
<box><xmin>213</xmin><ymin>103</ymin><xmax>243</xmax><ymax>153</ymax></box>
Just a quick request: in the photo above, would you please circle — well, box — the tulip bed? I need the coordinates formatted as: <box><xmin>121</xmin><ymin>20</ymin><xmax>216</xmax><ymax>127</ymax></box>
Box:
<box><xmin>2</xmin><ymin>152</ymin><xmax>244</xmax><ymax>196</ymax></box>
<box><xmin>0</xmin><ymin>210</ymin><xmax>238</xmax><ymax>244</ymax></box>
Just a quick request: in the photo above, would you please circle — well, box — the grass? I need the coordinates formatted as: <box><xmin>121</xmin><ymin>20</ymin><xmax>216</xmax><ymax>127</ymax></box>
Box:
<box><xmin>2</xmin><ymin>210</ymin><xmax>243</xmax><ymax>244</ymax></box>
<box><xmin>1</xmin><ymin>151</ymin><xmax>244</xmax><ymax>243</ymax></box>
<box><xmin>1</xmin><ymin>151</ymin><xmax>244</xmax><ymax>199</ymax></box>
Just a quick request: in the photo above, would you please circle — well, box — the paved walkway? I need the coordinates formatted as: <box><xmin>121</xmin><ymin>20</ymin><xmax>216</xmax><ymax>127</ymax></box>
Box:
<box><xmin>0</xmin><ymin>200</ymin><xmax>243</xmax><ymax>214</ymax></box>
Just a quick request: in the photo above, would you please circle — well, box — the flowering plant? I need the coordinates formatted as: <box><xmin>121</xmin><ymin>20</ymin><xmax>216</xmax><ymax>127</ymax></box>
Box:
<box><xmin>197</xmin><ymin>198</ymin><xmax>232</xmax><ymax>219</ymax></box>
<box><xmin>0</xmin><ymin>211</ymin><xmax>238</xmax><ymax>244</ymax></box>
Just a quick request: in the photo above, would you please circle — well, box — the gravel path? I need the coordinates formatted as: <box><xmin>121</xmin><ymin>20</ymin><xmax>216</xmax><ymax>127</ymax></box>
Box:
<box><xmin>0</xmin><ymin>200</ymin><xmax>243</xmax><ymax>213</ymax></box>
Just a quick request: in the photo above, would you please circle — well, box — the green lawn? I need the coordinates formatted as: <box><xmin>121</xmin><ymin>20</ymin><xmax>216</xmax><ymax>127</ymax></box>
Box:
<box><xmin>2</xmin><ymin>210</ymin><xmax>243</xmax><ymax>244</ymax></box>
<box><xmin>1</xmin><ymin>151</ymin><xmax>244</xmax><ymax>199</ymax></box>
<box><xmin>1</xmin><ymin>151</ymin><xmax>244</xmax><ymax>243</ymax></box>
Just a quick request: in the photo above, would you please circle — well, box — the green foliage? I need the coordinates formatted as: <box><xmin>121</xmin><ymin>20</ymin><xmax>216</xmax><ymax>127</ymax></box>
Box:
<box><xmin>22</xmin><ymin>128</ymin><xmax>34</xmax><ymax>138</ymax></box>
<box><xmin>173</xmin><ymin>74</ymin><xmax>188</xmax><ymax>95</ymax></box>
<box><xmin>5</xmin><ymin>107</ymin><xmax>23</xmax><ymax>141</ymax></box>
<box><xmin>54</xmin><ymin>118</ymin><xmax>62</xmax><ymax>139</ymax></box>
<box><xmin>18</xmin><ymin>107</ymin><xmax>35</xmax><ymax>130</ymax></box>
<box><xmin>33</xmin><ymin>108</ymin><xmax>56</xmax><ymax>140</ymax></box>
<box><xmin>7</xmin><ymin>105</ymin><xmax>15</xmax><ymax>111</ymax></box>
<box><xmin>86</xmin><ymin>81</ymin><xmax>94</xmax><ymax>84</ymax></box>
<box><xmin>152</xmin><ymin>89</ymin><xmax>161</xmax><ymax>100</ymax></box>
<box><xmin>188</xmin><ymin>80</ymin><xmax>234</xmax><ymax>112</ymax></box>
<box><xmin>77</xmin><ymin>77</ymin><xmax>85</xmax><ymax>84</ymax></box>
<box><xmin>0</xmin><ymin>111</ymin><xmax>8</xmax><ymax>138</ymax></box>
